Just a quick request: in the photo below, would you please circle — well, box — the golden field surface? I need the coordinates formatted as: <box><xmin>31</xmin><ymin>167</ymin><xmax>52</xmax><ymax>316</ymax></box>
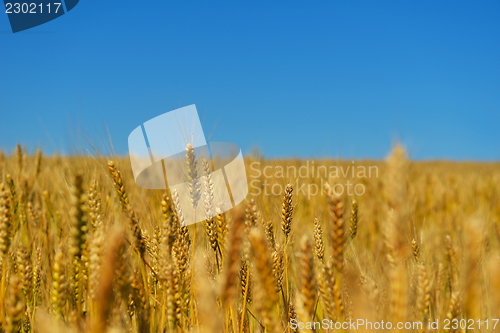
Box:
<box><xmin>0</xmin><ymin>145</ymin><xmax>499</xmax><ymax>332</ymax></box>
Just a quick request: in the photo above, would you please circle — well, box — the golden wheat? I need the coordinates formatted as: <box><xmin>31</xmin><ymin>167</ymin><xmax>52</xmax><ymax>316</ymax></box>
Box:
<box><xmin>0</xmin><ymin>144</ymin><xmax>496</xmax><ymax>332</ymax></box>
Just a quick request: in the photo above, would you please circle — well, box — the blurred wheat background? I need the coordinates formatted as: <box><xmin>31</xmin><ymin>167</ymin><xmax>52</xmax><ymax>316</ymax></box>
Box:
<box><xmin>0</xmin><ymin>144</ymin><xmax>499</xmax><ymax>333</ymax></box>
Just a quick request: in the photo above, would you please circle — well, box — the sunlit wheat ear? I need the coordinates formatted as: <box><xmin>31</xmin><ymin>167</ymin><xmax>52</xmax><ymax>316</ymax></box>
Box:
<box><xmin>445</xmin><ymin>235</ymin><xmax>458</xmax><ymax>289</ymax></box>
<box><xmin>216</xmin><ymin>204</ymin><xmax>228</xmax><ymax>251</ymax></box>
<box><xmin>107</xmin><ymin>160</ymin><xmax>129</xmax><ymax>212</ymax></box>
<box><xmin>32</xmin><ymin>247</ymin><xmax>42</xmax><ymax>304</ymax></box>
<box><xmin>87</xmin><ymin>181</ymin><xmax>102</xmax><ymax>228</ymax></box>
<box><xmin>159</xmin><ymin>194</ymin><xmax>183</xmax><ymax>326</ymax></box>
<box><xmin>161</xmin><ymin>190</ymin><xmax>189</xmax><ymax>307</ymax></box>
<box><xmin>0</xmin><ymin>183</ymin><xmax>12</xmax><ymax>257</ymax></box>
<box><xmin>173</xmin><ymin>235</ymin><xmax>190</xmax><ymax>282</ymax></box>
<box><xmin>161</xmin><ymin>191</ymin><xmax>178</xmax><ymax>253</ymax></box>
<box><xmin>317</xmin><ymin>263</ymin><xmax>336</xmax><ymax>321</ymax></box>
<box><xmin>68</xmin><ymin>174</ymin><xmax>89</xmax><ymax>315</ymax></box>
<box><xmin>272</xmin><ymin>243</ymin><xmax>284</xmax><ymax>294</ymax></box>
<box><xmin>313</xmin><ymin>218</ymin><xmax>325</xmax><ymax>261</ymax></box>
<box><xmin>204</xmin><ymin>252</ymin><xmax>216</xmax><ymax>284</ymax></box>
<box><xmin>23</xmin><ymin>310</ymin><xmax>31</xmax><ymax>333</ymax></box>
<box><xmin>5</xmin><ymin>174</ymin><xmax>19</xmax><ymax>214</ymax></box>
<box><xmin>297</xmin><ymin>235</ymin><xmax>316</xmax><ymax>321</ymax></box>
<box><xmin>34</xmin><ymin>149</ymin><xmax>42</xmax><ymax>180</ymax></box>
<box><xmin>145</xmin><ymin>228</ymin><xmax>159</xmax><ymax>285</ymax></box>
<box><xmin>445</xmin><ymin>292</ymin><xmax>461</xmax><ymax>333</ymax></box>
<box><xmin>264</xmin><ymin>219</ymin><xmax>276</xmax><ymax>250</ymax></box>
<box><xmin>343</xmin><ymin>286</ymin><xmax>353</xmax><ymax>324</ymax></box>
<box><xmin>240</xmin><ymin>258</ymin><xmax>252</xmax><ymax>304</ymax></box>
<box><xmin>18</xmin><ymin>177</ymin><xmax>28</xmax><ymax>225</ymax></box>
<box><xmin>51</xmin><ymin>247</ymin><xmax>67</xmax><ymax>318</ymax></box>
<box><xmin>330</xmin><ymin>268</ymin><xmax>344</xmax><ymax>321</ymax></box>
<box><xmin>89</xmin><ymin>220</ymin><xmax>104</xmax><ymax>300</ymax></box>
<box><xmin>173</xmin><ymin>237</ymin><xmax>189</xmax><ymax>290</ymax></box>
<box><xmin>202</xmin><ymin>159</ymin><xmax>219</xmax><ymax>254</ymax></box>
<box><xmin>349</xmin><ymin>199</ymin><xmax>358</xmax><ymax>239</ymax></box>
<box><xmin>127</xmin><ymin>204</ymin><xmax>145</xmax><ymax>258</ymax></box>
<box><xmin>245</xmin><ymin>199</ymin><xmax>260</xmax><ymax>228</ymax></box>
<box><xmin>69</xmin><ymin>174</ymin><xmax>88</xmax><ymax>260</ymax></box>
<box><xmin>249</xmin><ymin>227</ymin><xmax>281</xmax><ymax>333</ymax></box>
<box><xmin>202</xmin><ymin>159</ymin><xmax>214</xmax><ymax>209</ymax></box>
<box><xmin>15</xmin><ymin>245</ymin><xmax>31</xmax><ymax>296</ymax></box>
<box><xmin>172</xmin><ymin>188</ymin><xmax>190</xmax><ymax>257</ymax></box>
<box><xmin>6</xmin><ymin>275</ymin><xmax>24</xmax><ymax>333</ymax></box>
<box><xmin>169</xmin><ymin>190</ymin><xmax>190</xmax><ymax>283</ymax></box>
<box><xmin>16</xmin><ymin>144</ymin><xmax>22</xmax><ymax>174</ymax></box>
<box><xmin>220</xmin><ymin>209</ymin><xmax>244</xmax><ymax>305</ymax></box>
<box><xmin>185</xmin><ymin>143</ymin><xmax>201</xmax><ymax>208</ymax></box>
<box><xmin>172</xmin><ymin>188</ymin><xmax>187</xmax><ymax>228</ymax></box>
<box><xmin>165</xmin><ymin>252</ymin><xmax>182</xmax><ymax>329</ymax></box>
<box><xmin>180</xmin><ymin>265</ymin><xmax>192</xmax><ymax>323</ymax></box>
<box><xmin>411</xmin><ymin>239</ymin><xmax>421</xmax><ymax>263</ymax></box>
<box><xmin>415</xmin><ymin>263</ymin><xmax>430</xmax><ymax>322</ymax></box>
<box><xmin>27</xmin><ymin>201</ymin><xmax>40</xmax><ymax>228</ymax></box>
<box><xmin>288</xmin><ymin>299</ymin><xmax>299</xmax><ymax>333</ymax></box>
<box><xmin>281</xmin><ymin>183</ymin><xmax>293</xmax><ymax>239</ymax></box>
<box><xmin>324</xmin><ymin>183</ymin><xmax>345</xmax><ymax>272</ymax></box>
<box><xmin>158</xmin><ymin>192</ymin><xmax>179</xmax><ymax>272</ymax></box>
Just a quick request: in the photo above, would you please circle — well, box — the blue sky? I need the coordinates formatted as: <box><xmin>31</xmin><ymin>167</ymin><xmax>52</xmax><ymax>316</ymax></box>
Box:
<box><xmin>1</xmin><ymin>1</ymin><xmax>499</xmax><ymax>160</ymax></box>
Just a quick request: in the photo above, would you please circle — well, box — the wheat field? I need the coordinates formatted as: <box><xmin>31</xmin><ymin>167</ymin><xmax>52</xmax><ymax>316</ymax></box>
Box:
<box><xmin>0</xmin><ymin>144</ymin><xmax>499</xmax><ymax>333</ymax></box>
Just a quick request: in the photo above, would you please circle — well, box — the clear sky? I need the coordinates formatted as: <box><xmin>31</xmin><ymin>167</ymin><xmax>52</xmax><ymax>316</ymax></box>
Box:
<box><xmin>1</xmin><ymin>1</ymin><xmax>499</xmax><ymax>160</ymax></box>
